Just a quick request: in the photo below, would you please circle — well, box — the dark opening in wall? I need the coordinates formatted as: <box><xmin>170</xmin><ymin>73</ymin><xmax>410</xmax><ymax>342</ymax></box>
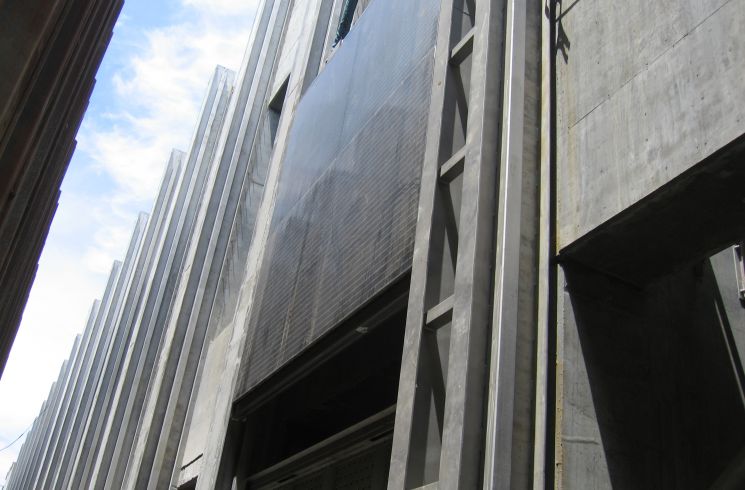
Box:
<box><xmin>229</xmin><ymin>280</ymin><xmax>408</xmax><ymax>489</ymax></box>
<box><xmin>178</xmin><ymin>477</ymin><xmax>197</xmax><ymax>490</ymax></box>
<box><xmin>268</xmin><ymin>76</ymin><xmax>289</xmax><ymax>146</ymax></box>
<box><xmin>332</xmin><ymin>0</ymin><xmax>373</xmax><ymax>46</ymax></box>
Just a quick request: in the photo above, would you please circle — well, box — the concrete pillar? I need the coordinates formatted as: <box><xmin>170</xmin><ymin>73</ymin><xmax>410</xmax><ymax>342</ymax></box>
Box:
<box><xmin>0</xmin><ymin>0</ymin><xmax>123</xmax><ymax>377</ymax></box>
<box><xmin>7</xmin><ymin>408</ymin><xmax>42</xmax><ymax>489</ymax></box>
<box><xmin>124</xmin><ymin>4</ymin><xmax>300</xmax><ymax>485</ymax></box>
<box><xmin>96</xmin><ymin>70</ymin><xmax>234</xmax><ymax>490</ymax></box>
<box><xmin>192</xmin><ymin>0</ymin><xmax>354</xmax><ymax>486</ymax></box>
<box><xmin>13</xmin><ymin>356</ymin><xmax>70</xmax><ymax>489</ymax></box>
<box><xmin>24</xmin><ymin>335</ymin><xmax>82</xmax><ymax>489</ymax></box>
<box><xmin>88</xmin><ymin>151</ymin><xmax>185</xmax><ymax>490</ymax></box>
<box><xmin>44</xmin><ymin>261</ymin><xmax>123</xmax><ymax>489</ymax></box>
<box><xmin>62</xmin><ymin>213</ymin><xmax>149</xmax><ymax>489</ymax></box>
<box><xmin>34</xmin><ymin>299</ymin><xmax>101</xmax><ymax>489</ymax></box>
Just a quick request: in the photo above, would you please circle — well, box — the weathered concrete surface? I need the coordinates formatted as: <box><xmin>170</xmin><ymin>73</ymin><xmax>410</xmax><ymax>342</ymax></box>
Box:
<box><xmin>46</xmin><ymin>261</ymin><xmax>123</xmax><ymax>489</ymax></box>
<box><xmin>64</xmin><ymin>213</ymin><xmax>149</xmax><ymax>490</ymax></box>
<box><xmin>174</xmin><ymin>325</ymin><xmax>232</xmax><ymax>487</ymax></box>
<box><xmin>556</xmin><ymin>0</ymin><xmax>745</xmax><ymax>249</ymax></box>
<box><xmin>557</xmin><ymin>262</ymin><xmax>745</xmax><ymax>489</ymax></box>
<box><xmin>15</xmin><ymin>337</ymin><xmax>80</xmax><ymax>489</ymax></box>
<box><xmin>33</xmin><ymin>302</ymin><xmax>98</xmax><ymax>489</ymax></box>
<box><xmin>120</xmin><ymin>66</ymin><xmax>238</xmax><ymax>489</ymax></box>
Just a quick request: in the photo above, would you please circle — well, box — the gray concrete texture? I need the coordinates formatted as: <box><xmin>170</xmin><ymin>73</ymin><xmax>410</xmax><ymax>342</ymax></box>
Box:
<box><xmin>95</xmin><ymin>66</ymin><xmax>233</xmax><ymax>487</ymax></box>
<box><xmin>9</xmin><ymin>0</ymin><xmax>745</xmax><ymax>489</ymax></box>
<box><xmin>556</xmin><ymin>0</ymin><xmax>745</xmax><ymax>248</ymax></box>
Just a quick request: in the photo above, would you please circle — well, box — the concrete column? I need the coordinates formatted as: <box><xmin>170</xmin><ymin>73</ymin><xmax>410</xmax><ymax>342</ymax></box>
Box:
<box><xmin>0</xmin><ymin>0</ymin><xmax>123</xmax><ymax>377</ymax></box>
<box><xmin>8</xmin><ymin>408</ymin><xmax>42</xmax><ymax>489</ymax></box>
<box><xmin>13</xmin><ymin>355</ymin><xmax>71</xmax><ymax>489</ymax></box>
<box><xmin>62</xmin><ymin>213</ymin><xmax>149</xmax><ymax>489</ymax></box>
<box><xmin>24</xmin><ymin>335</ymin><xmax>82</xmax><ymax>489</ymax></box>
<box><xmin>19</xmin><ymin>337</ymin><xmax>80</xmax><ymax>489</ymax></box>
<box><xmin>482</xmin><ymin>0</ymin><xmax>543</xmax><ymax>487</ymax></box>
<box><xmin>192</xmin><ymin>0</ymin><xmax>349</xmax><ymax>487</ymax></box>
<box><xmin>45</xmin><ymin>261</ymin><xmax>123</xmax><ymax>489</ymax></box>
<box><xmin>34</xmin><ymin>299</ymin><xmax>101</xmax><ymax>489</ymax></box>
<box><xmin>124</xmin><ymin>2</ymin><xmax>303</xmax><ymax>485</ymax></box>
<box><xmin>88</xmin><ymin>151</ymin><xmax>185</xmax><ymax>490</ymax></box>
<box><xmin>96</xmin><ymin>71</ymin><xmax>234</xmax><ymax>490</ymax></box>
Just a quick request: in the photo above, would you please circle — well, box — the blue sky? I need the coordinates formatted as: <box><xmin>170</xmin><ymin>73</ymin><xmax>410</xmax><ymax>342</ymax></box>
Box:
<box><xmin>0</xmin><ymin>0</ymin><xmax>257</xmax><ymax>482</ymax></box>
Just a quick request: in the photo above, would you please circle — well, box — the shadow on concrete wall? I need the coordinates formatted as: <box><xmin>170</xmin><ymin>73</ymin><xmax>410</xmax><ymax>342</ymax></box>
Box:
<box><xmin>563</xmin><ymin>260</ymin><xmax>745</xmax><ymax>489</ymax></box>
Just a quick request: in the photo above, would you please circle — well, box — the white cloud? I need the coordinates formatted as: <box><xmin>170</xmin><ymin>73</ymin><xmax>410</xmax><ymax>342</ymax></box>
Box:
<box><xmin>82</xmin><ymin>5</ymin><xmax>255</xmax><ymax>204</ymax></box>
<box><xmin>183</xmin><ymin>0</ymin><xmax>258</xmax><ymax>16</ymax></box>
<box><xmin>78</xmin><ymin>0</ymin><xmax>259</xmax><ymax>272</ymax></box>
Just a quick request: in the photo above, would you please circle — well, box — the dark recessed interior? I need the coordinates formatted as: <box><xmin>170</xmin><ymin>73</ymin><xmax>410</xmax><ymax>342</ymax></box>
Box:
<box><xmin>563</xmin><ymin>255</ymin><xmax>745</xmax><ymax>489</ymax></box>
<box><xmin>240</xmin><ymin>309</ymin><xmax>406</xmax><ymax>476</ymax></box>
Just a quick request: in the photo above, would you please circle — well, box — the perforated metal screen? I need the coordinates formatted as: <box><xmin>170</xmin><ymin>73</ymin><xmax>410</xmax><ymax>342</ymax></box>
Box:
<box><xmin>236</xmin><ymin>0</ymin><xmax>441</xmax><ymax>397</ymax></box>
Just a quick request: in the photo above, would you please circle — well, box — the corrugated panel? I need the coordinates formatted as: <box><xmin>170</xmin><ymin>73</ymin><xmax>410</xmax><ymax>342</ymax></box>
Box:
<box><xmin>237</xmin><ymin>0</ymin><xmax>440</xmax><ymax>397</ymax></box>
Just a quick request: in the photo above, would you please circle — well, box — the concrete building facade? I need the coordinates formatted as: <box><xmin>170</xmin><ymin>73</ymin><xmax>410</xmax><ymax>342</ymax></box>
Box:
<box><xmin>8</xmin><ymin>0</ymin><xmax>745</xmax><ymax>489</ymax></box>
<box><xmin>0</xmin><ymin>0</ymin><xmax>124</xmax><ymax>378</ymax></box>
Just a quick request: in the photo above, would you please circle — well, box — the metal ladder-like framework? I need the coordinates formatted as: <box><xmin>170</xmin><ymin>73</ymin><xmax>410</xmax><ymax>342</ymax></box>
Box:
<box><xmin>389</xmin><ymin>0</ymin><xmax>529</xmax><ymax>488</ymax></box>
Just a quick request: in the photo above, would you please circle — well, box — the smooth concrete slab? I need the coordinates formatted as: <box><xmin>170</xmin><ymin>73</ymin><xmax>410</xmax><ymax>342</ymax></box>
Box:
<box><xmin>556</xmin><ymin>0</ymin><xmax>745</xmax><ymax>249</ymax></box>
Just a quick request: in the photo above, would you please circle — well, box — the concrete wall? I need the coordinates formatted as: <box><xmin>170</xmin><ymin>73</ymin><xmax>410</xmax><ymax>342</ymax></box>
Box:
<box><xmin>557</xmin><ymin>257</ymin><xmax>745</xmax><ymax>489</ymax></box>
<box><xmin>556</xmin><ymin>0</ymin><xmax>745</xmax><ymax>248</ymax></box>
<box><xmin>175</xmin><ymin>325</ymin><xmax>233</xmax><ymax>486</ymax></box>
<box><xmin>10</xmin><ymin>2</ymin><xmax>745</xmax><ymax>489</ymax></box>
<box><xmin>553</xmin><ymin>1</ymin><xmax>745</xmax><ymax>488</ymax></box>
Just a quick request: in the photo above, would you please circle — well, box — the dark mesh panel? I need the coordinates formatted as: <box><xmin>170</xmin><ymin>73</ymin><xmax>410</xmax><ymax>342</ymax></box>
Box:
<box><xmin>237</xmin><ymin>0</ymin><xmax>440</xmax><ymax>396</ymax></box>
